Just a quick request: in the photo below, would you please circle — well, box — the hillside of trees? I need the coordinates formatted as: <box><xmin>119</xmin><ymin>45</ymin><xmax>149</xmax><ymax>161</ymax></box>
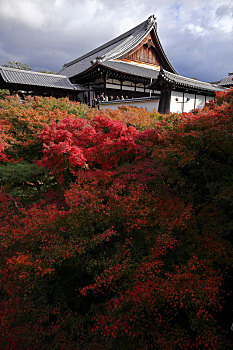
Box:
<box><xmin>0</xmin><ymin>90</ymin><xmax>233</xmax><ymax>349</ymax></box>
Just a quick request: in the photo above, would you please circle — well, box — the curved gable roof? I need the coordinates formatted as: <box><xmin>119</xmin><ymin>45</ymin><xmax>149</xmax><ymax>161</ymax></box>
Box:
<box><xmin>58</xmin><ymin>15</ymin><xmax>177</xmax><ymax>78</ymax></box>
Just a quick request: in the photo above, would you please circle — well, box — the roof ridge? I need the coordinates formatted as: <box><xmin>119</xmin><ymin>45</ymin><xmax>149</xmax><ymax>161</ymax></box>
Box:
<box><xmin>62</xmin><ymin>17</ymin><xmax>152</xmax><ymax>68</ymax></box>
<box><xmin>0</xmin><ymin>66</ymin><xmax>67</xmax><ymax>78</ymax></box>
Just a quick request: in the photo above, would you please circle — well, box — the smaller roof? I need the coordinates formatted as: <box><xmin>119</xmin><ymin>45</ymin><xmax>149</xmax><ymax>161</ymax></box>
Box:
<box><xmin>218</xmin><ymin>73</ymin><xmax>233</xmax><ymax>87</ymax></box>
<box><xmin>0</xmin><ymin>66</ymin><xmax>76</xmax><ymax>90</ymax></box>
<box><xmin>100</xmin><ymin>60</ymin><xmax>160</xmax><ymax>80</ymax></box>
<box><xmin>149</xmin><ymin>68</ymin><xmax>226</xmax><ymax>93</ymax></box>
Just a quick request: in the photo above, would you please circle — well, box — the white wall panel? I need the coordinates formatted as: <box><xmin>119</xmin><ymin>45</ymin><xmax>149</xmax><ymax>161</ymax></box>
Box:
<box><xmin>106</xmin><ymin>83</ymin><xmax>121</xmax><ymax>90</ymax></box>
<box><xmin>122</xmin><ymin>85</ymin><xmax>135</xmax><ymax>91</ymax></box>
<box><xmin>195</xmin><ymin>95</ymin><xmax>205</xmax><ymax>109</ymax></box>
<box><xmin>170</xmin><ymin>91</ymin><xmax>183</xmax><ymax>113</ymax></box>
<box><xmin>100</xmin><ymin>99</ymin><xmax>159</xmax><ymax>112</ymax></box>
<box><xmin>183</xmin><ymin>93</ymin><xmax>195</xmax><ymax>112</ymax></box>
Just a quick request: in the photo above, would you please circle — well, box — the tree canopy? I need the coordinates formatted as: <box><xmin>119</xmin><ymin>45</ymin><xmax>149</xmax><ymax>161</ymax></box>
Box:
<box><xmin>3</xmin><ymin>60</ymin><xmax>55</xmax><ymax>74</ymax></box>
<box><xmin>0</xmin><ymin>92</ymin><xmax>233</xmax><ymax>349</ymax></box>
<box><xmin>3</xmin><ymin>60</ymin><xmax>32</xmax><ymax>71</ymax></box>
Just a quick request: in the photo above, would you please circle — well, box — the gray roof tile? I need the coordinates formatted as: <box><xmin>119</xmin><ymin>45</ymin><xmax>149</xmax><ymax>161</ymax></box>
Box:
<box><xmin>0</xmin><ymin>67</ymin><xmax>76</xmax><ymax>90</ymax></box>
<box><xmin>219</xmin><ymin>73</ymin><xmax>233</xmax><ymax>87</ymax></box>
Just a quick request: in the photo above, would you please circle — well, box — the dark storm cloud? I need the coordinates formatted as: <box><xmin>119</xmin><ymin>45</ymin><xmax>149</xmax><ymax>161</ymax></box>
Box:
<box><xmin>0</xmin><ymin>0</ymin><xmax>232</xmax><ymax>81</ymax></box>
<box><xmin>215</xmin><ymin>5</ymin><xmax>233</xmax><ymax>18</ymax></box>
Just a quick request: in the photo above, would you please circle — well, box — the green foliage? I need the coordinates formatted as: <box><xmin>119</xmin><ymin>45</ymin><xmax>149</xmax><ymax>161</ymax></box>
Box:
<box><xmin>0</xmin><ymin>89</ymin><xmax>10</xmax><ymax>98</ymax></box>
<box><xmin>0</xmin><ymin>161</ymin><xmax>51</xmax><ymax>202</ymax></box>
<box><xmin>3</xmin><ymin>60</ymin><xmax>32</xmax><ymax>70</ymax></box>
<box><xmin>3</xmin><ymin>60</ymin><xmax>56</xmax><ymax>75</ymax></box>
<box><xmin>30</xmin><ymin>96</ymin><xmax>90</xmax><ymax>118</ymax></box>
<box><xmin>0</xmin><ymin>161</ymin><xmax>43</xmax><ymax>184</ymax></box>
<box><xmin>39</xmin><ymin>69</ymin><xmax>56</xmax><ymax>74</ymax></box>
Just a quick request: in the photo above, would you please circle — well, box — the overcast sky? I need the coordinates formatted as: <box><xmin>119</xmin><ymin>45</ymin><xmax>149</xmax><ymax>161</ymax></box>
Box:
<box><xmin>0</xmin><ymin>0</ymin><xmax>232</xmax><ymax>82</ymax></box>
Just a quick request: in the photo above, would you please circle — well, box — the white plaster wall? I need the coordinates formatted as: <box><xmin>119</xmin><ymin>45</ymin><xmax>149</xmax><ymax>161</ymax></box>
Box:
<box><xmin>170</xmin><ymin>91</ymin><xmax>183</xmax><ymax>113</ymax></box>
<box><xmin>196</xmin><ymin>95</ymin><xmax>205</xmax><ymax>109</ymax></box>
<box><xmin>89</xmin><ymin>90</ymin><xmax>94</xmax><ymax>102</ymax></box>
<box><xmin>183</xmin><ymin>93</ymin><xmax>195</xmax><ymax>112</ymax></box>
<box><xmin>99</xmin><ymin>99</ymin><xmax>159</xmax><ymax>112</ymax></box>
<box><xmin>106</xmin><ymin>83</ymin><xmax>121</xmax><ymax>90</ymax></box>
<box><xmin>122</xmin><ymin>85</ymin><xmax>135</xmax><ymax>91</ymax></box>
<box><xmin>82</xmin><ymin>91</ymin><xmax>89</xmax><ymax>102</ymax></box>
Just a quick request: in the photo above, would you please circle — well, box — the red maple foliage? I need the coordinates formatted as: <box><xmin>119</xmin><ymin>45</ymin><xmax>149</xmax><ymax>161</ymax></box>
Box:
<box><xmin>0</xmin><ymin>90</ymin><xmax>233</xmax><ymax>349</ymax></box>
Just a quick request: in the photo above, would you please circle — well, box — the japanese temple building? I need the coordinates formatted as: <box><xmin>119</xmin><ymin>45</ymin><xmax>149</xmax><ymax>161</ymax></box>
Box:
<box><xmin>0</xmin><ymin>15</ymin><xmax>227</xmax><ymax>113</ymax></box>
<box><xmin>58</xmin><ymin>14</ymin><xmax>225</xmax><ymax>113</ymax></box>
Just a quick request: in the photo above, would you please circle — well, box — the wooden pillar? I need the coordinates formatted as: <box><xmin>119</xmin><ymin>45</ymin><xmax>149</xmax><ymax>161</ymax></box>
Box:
<box><xmin>182</xmin><ymin>92</ymin><xmax>184</xmax><ymax>113</ymax></box>
<box><xmin>158</xmin><ymin>89</ymin><xmax>171</xmax><ymax>114</ymax></box>
<box><xmin>88</xmin><ymin>83</ymin><xmax>90</xmax><ymax>105</ymax></box>
<box><xmin>104</xmin><ymin>74</ymin><xmax>106</xmax><ymax>99</ymax></box>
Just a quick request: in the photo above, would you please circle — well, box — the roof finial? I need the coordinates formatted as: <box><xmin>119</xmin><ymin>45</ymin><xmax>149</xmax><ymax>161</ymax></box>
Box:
<box><xmin>91</xmin><ymin>56</ymin><xmax>103</xmax><ymax>65</ymax></box>
<box><xmin>147</xmin><ymin>14</ymin><xmax>157</xmax><ymax>29</ymax></box>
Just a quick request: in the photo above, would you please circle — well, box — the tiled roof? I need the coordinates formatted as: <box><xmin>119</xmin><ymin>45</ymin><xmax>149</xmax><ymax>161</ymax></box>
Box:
<box><xmin>150</xmin><ymin>68</ymin><xmax>226</xmax><ymax>93</ymax></box>
<box><xmin>218</xmin><ymin>73</ymin><xmax>233</xmax><ymax>87</ymax></box>
<box><xmin>58</xmin><ymin>15</ymin><xmax>177</xmax><ymax>78</ymax></box>
<box><xmin>0</xmin><ymin>66</ymin><xmax>76</xmax><ymax>90</ymax></box>
<box><xmin>101</xmin><ymin>60</ymin><xmax>160</xmax><ymax>79</ymax></box>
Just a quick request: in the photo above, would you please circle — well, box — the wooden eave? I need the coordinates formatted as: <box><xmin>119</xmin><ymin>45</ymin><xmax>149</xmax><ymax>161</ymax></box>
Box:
<box><xmin>73</xmin><ymin>63</ymin><xmax>151</xmax><ymax>85</ymax></box>
<box><xmin>151</xmin><ymin>78</ymin><xmax>216</xmax><ymax>95</ymax></box>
